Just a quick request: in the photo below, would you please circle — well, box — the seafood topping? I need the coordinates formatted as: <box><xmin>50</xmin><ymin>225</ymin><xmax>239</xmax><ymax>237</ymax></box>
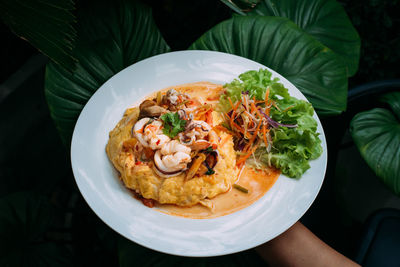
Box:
<box><xmin>130</xmin><ymin>89</ymin><xmax>219</xmax><ymax>178</ymax></box>
<box><xmin>162</xmin><ymin>89</ymin><xmax>190</xmax><ymax>110</ymax></box>
<box><xmin>134</xmin><ymin>118</ymin><xmax>170</xmax><ymax>150</ymax></box>
<box><xmin>130</xmin><ymin>89</ymin><xmax>220</xmax><ymax>178</ymax></box>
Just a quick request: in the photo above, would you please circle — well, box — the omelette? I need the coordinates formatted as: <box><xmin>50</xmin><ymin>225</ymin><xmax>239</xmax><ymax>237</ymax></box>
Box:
<box><xmin>106</xmin><ymin>83</ymin><xmax>238</xmax><ymax>208</ymax></box>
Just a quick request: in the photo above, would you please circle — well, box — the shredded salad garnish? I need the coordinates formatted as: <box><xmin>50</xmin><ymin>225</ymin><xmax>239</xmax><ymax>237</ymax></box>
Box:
<box><xmin>220</xmin><ymin>69</ymin><xmax>322</xmax><ymax>178</ymax></box>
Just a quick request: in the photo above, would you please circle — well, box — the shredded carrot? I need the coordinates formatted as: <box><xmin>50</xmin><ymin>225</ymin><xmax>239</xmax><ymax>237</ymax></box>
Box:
<box><xmin>265</xmin><ymin>88</ymin><xmax>270</xmax><ymax>107</ymax></box>
<box><xmin>243</xmin><ymin>94</ymin><xmax>250</xmax><ymax>111</ymax></box>
<box><xmin>232</xmin><ymin>121</ymin><xmax>252</xmax><ymax>139</ymax></box>
<box><xmin>250</xmin><ymin>102</ymin><xmax>255</xmax><ymax>114</ymax></box>
<box><xmin>251</xmin><ymin>101</ymin><xmax>263</xmax><ymax>120</ymax></box>
<box><xmin>226</xmin><ymin>98</ymin><xmax>242</xmax><ymax>129</ymax></box>
<box><xmin>242</xmin><ymin>122</ymin><xmax>261</xmax><ymax>152</ymax></box>
<box><xmin>262</xmin><ymin>124</ymin><xmax>269</xmax><ymax>147</ymax></box>
<box><xmin>228</xmin><ymin>111</ymin><xmax>235</xmax><ymax>129</ymax></box>
<box><xmin>224</xmin><ymin>112</ymin><xmax>233</xmax><ymax>127</ymax></box>
<box><xmin>226</xmin><ymin>107</ymin><xmax>249</xmax><ymax>138</ymax></box>
<box><xmin>228</xmin><ymin>97</ymin><xmax>235</xmax><ymax>109</ymax></box>
<box><xmin>233</xmin><ymin>99</ymin><xmax>241</xmax><ymax>112</ymax></box>
<box><xmin>250</xmin><ymin>122</ymin><xmax>261</xmax><ymax>144</ymax></box>
<box><xmin>248</xmin><ymin>119</ymin><xmax>255</xmax><ymax>128</ymax></box>
<box><xmin>236</xmin><ymin>141</ymin><xmax>260</xmax><ymax>166</ymax></box>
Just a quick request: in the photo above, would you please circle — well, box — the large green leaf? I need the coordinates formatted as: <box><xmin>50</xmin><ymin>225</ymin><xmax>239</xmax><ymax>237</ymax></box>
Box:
<box><xmin>350</xmin><ymin>92</ymin><xmax>400</xmax><ymax>196</ymax></box>
<box><xmin>245</xmin><ymin>0</ymin><xmax>361</xmax><ymax>77</ymax></box>
<box><xmin>0</xmin><ymin>192</ymin><xmax>71</xmax><ymax>266</ymax></box>
<box><xmin>190</xmin><ymin>16</ymin><xmax>347</xmax><ymax>116</ymax></box>
<box><xmin>45</xmin><ymin>0</ymin><xmax>170</xmax><ymax>145</ymax></box>
<box><xmin>0</xmin><ymin>0</ymin><xmax>77</xmax><ymax>70</ymax></box>
<box><xmin>118</xmin><ymin>237</ymin><xmax>265</xmax><ymax>267</ymax></box>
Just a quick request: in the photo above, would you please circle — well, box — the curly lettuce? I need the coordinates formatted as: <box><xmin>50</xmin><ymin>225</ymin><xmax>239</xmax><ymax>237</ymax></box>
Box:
<box><xmin>221</xmin><ymin>69</ymin><xmax>322</xmax><ymax>178</ymax></box>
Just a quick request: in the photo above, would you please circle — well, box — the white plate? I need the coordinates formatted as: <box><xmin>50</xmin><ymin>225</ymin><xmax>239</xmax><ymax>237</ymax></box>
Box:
<box><xmin>71</xmin><ymin>50</ymin><xmax>327</xmax><ymax>257</ymax></box>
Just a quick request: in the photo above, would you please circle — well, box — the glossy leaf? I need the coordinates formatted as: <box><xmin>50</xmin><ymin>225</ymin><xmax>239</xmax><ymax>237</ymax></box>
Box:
<box><xmin>45</xmin><ymin>0</ymin><xmax>170</xmax><ymax>146</ymax></box>
<box><xmin>380</xmin><ymin>92</ymin><xmax>400</xmax><ymax>120</ymax></box>
<box><xmin>0</xmin><ymin>0</ymin><xmax>77</xmax><ymax>70</ymax></box>
<box><xmin>220</xmin><ymin>0</ymin><xmax>260</xmax><ymax>14</ymax></box>
<box><xmin>0</xmin><ymin>192</ymin><xmax>71</xmax><ymax>266</ymax></box>
<box><xmin>118</xmin><ymin>237</ymin><xmax>265</xmax><ymax>267</ymax></box>
<box><xmin>350</xmin><ymin>92</ymin><xmax>400</xmax><ymax>196</ymax></box>
<box><xmin>190</xmin><ymin>16</ymin><xmax>347</xmax><ymax>116</ymax></box>
<box><xmin>244</xmin><ymin>0</ymin><xmax>361</xmax><ymax>77</ymax></box>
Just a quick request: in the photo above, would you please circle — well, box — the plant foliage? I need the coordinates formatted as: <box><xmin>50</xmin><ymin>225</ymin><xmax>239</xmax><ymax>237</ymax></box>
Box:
<box><xmin>245</xmin><ymin>0</ymin><xmax>361</xmax><ymax>77</ymax></box>
<box><xmin>44</xmin><ymin>0</ymin><xmax>170</xmax><ymax>145</ymax></box>
<box><xmin>190</xmin><ymin>16</ymin><xmax>347</xmax><ymax>116</ymax></box>
<box><xmin>0</xmin><ymin>0</ymin><xmax>77</xmax><ymax>70</ymax></box>
<box><xmin>350</xmin><ymin>92</ymin><xmax>400</xmax><ymax>196</ymax></box>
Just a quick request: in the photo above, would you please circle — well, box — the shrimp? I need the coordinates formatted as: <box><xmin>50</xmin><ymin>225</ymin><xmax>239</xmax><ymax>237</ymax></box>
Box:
<box><xmin>148</xmin><ymin>135</ymin><xmax>170</xmax><ymax>150</ymax></box>
<box><xmin>162</xmin><ymin>152</ymin><xmax>192</xmax><ymax>169</ymax></box>
<box><xmin>154</xmin><ymin>150</ymin><xmax>191</xmax><ymax>173</ymax></box>
<box><xmin>178</xmin><ymin>120</ymin><xmax>212</xmax><ymax>146</ymax></box>
<box><xmin>134</xmin><ymin>118</ymin><xmax>170</xmax><ymax>150</ymax></box>
<box><xmin>160</xmin><ymin>140</ymin><xmax>191</xmax><ymax>155</ymax></box>
<box><xmin>185</xmin><ymin>120</ymin><xmax>211</xmax><ymax>140</ymax></box>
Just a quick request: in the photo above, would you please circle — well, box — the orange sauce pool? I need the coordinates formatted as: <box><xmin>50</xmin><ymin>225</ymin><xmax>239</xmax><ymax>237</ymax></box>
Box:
<box><xmin>156</xmin><ymin>167</ymin><xmax>280</xmax><ymax>219</ymax></box>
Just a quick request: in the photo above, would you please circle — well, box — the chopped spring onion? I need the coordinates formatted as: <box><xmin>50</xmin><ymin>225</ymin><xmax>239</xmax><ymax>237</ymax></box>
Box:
<box><xmin>233</xmin><ymin>184</ymin><xmax>249</xmax><ymax>193</ymax></box>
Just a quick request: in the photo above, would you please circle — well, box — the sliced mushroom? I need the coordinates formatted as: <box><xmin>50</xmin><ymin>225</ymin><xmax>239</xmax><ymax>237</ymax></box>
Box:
<box><xmin>205</xmin><ymin>150</ymin><xmax>218</xmax><ymax>169</ymax></box>
<box><xmin>140</xmin><ymin>105</ymin><xmax>167</xmax><ymax>118</ymax></box>
<box><xmin>139</xmin><ymin>99</ymin><xmax>157</xmax><ymax>110</ymax></box>
<box><xmin>139</xmin><ymin>99</ymin><xmax>167</xmax><ymax>118</ymax></box>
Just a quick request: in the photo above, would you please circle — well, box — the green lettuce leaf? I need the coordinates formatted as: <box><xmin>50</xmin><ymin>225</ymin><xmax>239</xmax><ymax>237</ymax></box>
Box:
<box><xmin>222</xmin><ymin>69</ymin><xmax>322</xmax><ymax>178</ymax></box>
<box><xmin>260</xmin><ymin>151</ymin><xmax>311</xmax><ymax>178</ymax></box>
<box><xmin>221</xmin><ymin>69</ymin><xmax>286</xmax><ymax>111</ymax></box>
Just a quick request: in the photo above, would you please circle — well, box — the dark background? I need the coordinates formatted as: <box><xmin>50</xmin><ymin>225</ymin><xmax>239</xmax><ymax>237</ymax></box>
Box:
<box><xmin>0</xmin><ymin>0</ymin><xmax>399</xmax><ymax>265</ymax></box>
